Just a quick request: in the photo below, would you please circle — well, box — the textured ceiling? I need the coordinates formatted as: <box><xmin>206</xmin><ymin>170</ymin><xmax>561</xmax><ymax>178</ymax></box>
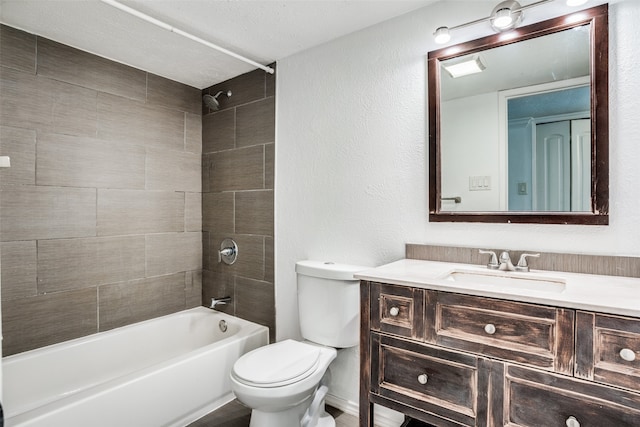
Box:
<box><xmin>0</xmin><ymin>0</ymin><xmax>437</xmax><ymax>89</ymax></box>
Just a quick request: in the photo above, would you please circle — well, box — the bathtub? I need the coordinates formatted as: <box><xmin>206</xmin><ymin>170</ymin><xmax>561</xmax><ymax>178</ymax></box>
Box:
<box><xmin>2</xmin><ymin>307</ymin><xmax>269</xmax><ymax>427</ymax></box>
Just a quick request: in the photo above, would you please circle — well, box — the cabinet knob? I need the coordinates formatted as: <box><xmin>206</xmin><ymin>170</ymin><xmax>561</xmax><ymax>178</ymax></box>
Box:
<box><xmin>565</xmin><ymin>416</ymin><xmax>580</xmax><ymax>427</ymax></box>
<box><xmin>620</xmin><ymin>348</ymin><xmax>636</xmax><ymax>362</ymax></box>
<box><xmin>484</xmin><ymin>323</ymin><xmax>496</xmax><ymax>335</ymax></box>
<box><xmin>417</xmin><ymin>374</ymin><xmax>428</xmax><ymax>385</ymax></box>
<box><xmin>389</xmin><ymin>306</ymin><xmax>400</xmax><ymax>317</ymax></box>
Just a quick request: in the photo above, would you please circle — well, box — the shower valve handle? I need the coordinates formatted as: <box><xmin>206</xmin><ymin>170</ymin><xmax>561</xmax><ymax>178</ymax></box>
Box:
<box><xmin>218</xmin><ymin>238</ymin><xmax>238</xmax><ymax>265</ymax></box>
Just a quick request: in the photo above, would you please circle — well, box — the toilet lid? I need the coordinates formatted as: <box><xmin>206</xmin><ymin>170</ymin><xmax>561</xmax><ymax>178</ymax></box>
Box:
<box><xmin>233</xmin><ymin>340</ymin><xmax>321</xmax><ymax>387</ymax></box>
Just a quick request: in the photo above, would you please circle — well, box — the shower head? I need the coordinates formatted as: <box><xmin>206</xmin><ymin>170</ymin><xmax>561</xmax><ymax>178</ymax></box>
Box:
<box><xmin>203</xmin><ymin>90</ymin><xmax>232</xmax><ymax>111</ymax></box>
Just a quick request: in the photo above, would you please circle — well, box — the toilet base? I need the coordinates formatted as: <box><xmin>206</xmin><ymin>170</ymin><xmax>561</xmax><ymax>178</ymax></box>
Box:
<box><xmin>248</xmin><ymin>400</ymin><xmax>336</xmax><ymax>427</ymax></box>
<box><xmin>314</xmin><ymin>410</ymin><xmax>336</xmax><ymax>427</ymax></box>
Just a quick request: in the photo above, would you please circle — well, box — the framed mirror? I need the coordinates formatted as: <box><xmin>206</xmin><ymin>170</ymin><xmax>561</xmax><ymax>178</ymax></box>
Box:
<box><xmin>428</xmin><ymin>4</ymin><xmax>608</xmax><ymax>224</ymax></box>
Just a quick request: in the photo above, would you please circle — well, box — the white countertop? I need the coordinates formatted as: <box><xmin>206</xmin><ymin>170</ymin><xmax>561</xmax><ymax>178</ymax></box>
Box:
<box><xmin>355</xmin><ymin>259</ymin><xmax>640</xmax><ymax>318</ymax></box>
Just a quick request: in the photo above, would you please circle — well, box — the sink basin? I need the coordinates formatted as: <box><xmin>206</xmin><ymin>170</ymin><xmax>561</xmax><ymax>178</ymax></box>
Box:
<box><xmin>442</xmin><ymin>269</ymin><xmax>566</xmax><ymax>293</ymax></box>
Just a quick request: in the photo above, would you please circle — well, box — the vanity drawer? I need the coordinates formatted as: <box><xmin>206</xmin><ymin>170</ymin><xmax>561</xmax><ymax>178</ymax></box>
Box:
<box><xmin>576</xmin><ymin>311</ymin><xmax>640</xmax><ymax>392</ymax></box>
<box><xmin>371</xmin><ymin>333</ymin><xmax>496</xmax><ymax>427</ymax></box>
<box><xmin>505</xmin><ymin>365</ymin><xmax>640</xmax><ymax>427</ymax></box>
<box><xmin>371</xmin><ymin>282</ymin><xmax>424</xmax><ymax>340</ymax></box>
<box><xmin>426</xmin><ymin>291</ymin><xmax>574</xmax><ymax>374</ymax></box>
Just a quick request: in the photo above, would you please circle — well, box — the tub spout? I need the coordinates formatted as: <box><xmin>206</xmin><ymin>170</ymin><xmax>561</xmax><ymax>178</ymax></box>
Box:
<box><xmin>210</xmin><ymin>296</ymin><xmax>231</xmax><ymax>310</ymax></box>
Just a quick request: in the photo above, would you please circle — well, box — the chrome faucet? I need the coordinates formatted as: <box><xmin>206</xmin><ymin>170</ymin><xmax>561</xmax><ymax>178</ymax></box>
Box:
<box><xmin>210</xmin><ymin>296</ymin><xmax>231</xmax><ymax>310</ymax></box>
<box><xmin>480</xmin><ymin>249</ymin><xmax>541</xmax><ymax>272</ymax></box>
<box><xmin>499</xmin><ymin>251</ymin><xmax>515</xmax><ymax>271</ymax></box>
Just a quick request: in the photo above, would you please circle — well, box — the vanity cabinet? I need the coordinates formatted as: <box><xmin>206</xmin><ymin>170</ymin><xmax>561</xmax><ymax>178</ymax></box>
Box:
<box><xmin>360</xmin><ymin>281</ymin><xmax>640</xmax><ymax>427</ymax></box>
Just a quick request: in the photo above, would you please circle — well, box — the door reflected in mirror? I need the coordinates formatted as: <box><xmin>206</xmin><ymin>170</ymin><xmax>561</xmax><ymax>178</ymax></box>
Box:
<box><xmin>428</xmin><ymin>5</ymin><xmax>608</xmax><ymax>224</ymax></box>
<box><xmin>507</xmin><ymin>84</ymin><xmax>591</xmax><ymax>212</ymax></box>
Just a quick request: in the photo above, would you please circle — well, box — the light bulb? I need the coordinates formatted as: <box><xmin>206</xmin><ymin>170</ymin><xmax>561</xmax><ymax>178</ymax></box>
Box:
<box><xmin>493</xmin><ymin>8</ymin><xmax>514</xmax><ymax>29</ymax></box>
<box><xmin>434</xmin><ymin>27</ymin><xmax>451</xmax><ymax>44</ymax></box>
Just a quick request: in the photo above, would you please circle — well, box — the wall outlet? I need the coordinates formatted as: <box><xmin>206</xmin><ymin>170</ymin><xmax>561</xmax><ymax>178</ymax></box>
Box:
<box><xmin>469</xmin><ymin>176</ymin><xmax>491</xmax><ymax>191</ymax></box>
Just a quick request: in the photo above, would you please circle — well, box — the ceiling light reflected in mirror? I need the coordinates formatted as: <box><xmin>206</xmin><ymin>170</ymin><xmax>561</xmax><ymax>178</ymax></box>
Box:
<box><xmin>443</xmin><ymin>55</ymin><xmax>486</xmax><ymax>78</ymax></box>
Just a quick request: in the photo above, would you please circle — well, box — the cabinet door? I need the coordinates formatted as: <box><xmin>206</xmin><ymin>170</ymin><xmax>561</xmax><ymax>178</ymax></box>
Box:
<box><xmin>576</xmin><ymin>311</ymin><xmax>640</xmax><ymax>392</ymax></box>
<box><xmin>505</xmin><ymin>365</ymin><xmax>640</xmax><ymax>426</ymax></box>
<box><xmin>426</xmin><ymin>291</ymin><xmax>574</xmax><ymax>374</ymax></box>
<box><xmin>371</xmin><ymin>333</ymin><xmax>503</xmax><ymax>427</ymax></box>
<box><xmin>371</xmin><ymin>282</ymin><xmax>424</xmax><ymax>340</ymax></box>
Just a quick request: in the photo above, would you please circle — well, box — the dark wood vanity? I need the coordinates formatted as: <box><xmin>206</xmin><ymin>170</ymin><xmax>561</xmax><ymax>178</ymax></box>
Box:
<box><xmin>360</xmin><ymin>281</ymin><xmax>640</xmax><ymax>426</ymax></box>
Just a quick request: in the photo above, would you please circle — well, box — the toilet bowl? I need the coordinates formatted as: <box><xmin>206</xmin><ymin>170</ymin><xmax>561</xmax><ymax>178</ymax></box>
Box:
<box><xmin>231</xmin><ymin>340</ymin><xmax>337</xmax><ymax>427</ymax></box>
<box><xmin>230</xmin><ymin>261</ymin><xmax>368</xmax><ymax>427</ymax></box>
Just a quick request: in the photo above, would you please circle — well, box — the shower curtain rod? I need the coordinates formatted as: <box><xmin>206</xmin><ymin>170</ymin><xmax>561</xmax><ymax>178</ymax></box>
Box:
<box><xmin>99</xmin><ymin>0</ymin><xmax>275</xmax><ymax>75</ymax></box>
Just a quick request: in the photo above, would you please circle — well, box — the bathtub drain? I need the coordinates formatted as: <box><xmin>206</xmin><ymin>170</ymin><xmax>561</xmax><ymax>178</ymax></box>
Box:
<box><xmin>219</xmin><ymin>320</ymin><xmax>228</xmax><ymax>333</ymax></box>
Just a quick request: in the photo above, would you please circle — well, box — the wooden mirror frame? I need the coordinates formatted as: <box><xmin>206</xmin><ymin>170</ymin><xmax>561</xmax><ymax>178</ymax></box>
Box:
<box><xmin>428</xmin><ymin>4</ymin><xmax>608</xmax><ymax>225</ymax></box>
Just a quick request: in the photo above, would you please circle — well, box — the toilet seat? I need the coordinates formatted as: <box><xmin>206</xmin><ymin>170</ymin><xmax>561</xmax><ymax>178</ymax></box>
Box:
<box><xmin>233</xmin><ymin>340</ymin><xmax>321</xmax><ymax>388</ymax></box>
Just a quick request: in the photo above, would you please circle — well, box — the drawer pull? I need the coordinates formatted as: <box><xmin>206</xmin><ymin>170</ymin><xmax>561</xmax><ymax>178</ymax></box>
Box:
<box><xmin>389</xmin><ymin>307</ymin><xmax>400</xmax><ymax>317</ymax></box>
<box><xmin>565</xmin><ymin>416</ymin><xmax>580</xmax><ymax>427</ymax></box>
<box><xmin>620</xmin><ymin>348</ymin><xmax>636</xmax><ymax>362</ymax></box>
<box><xmin>417</xmin><ymin>374</ymin><xmax>428</xmax><ymax>385</ymax></box>
<box><xmin>484</xmin><ymin>323</ymin><xmax>496</xmax><ymax>335</ymax></box>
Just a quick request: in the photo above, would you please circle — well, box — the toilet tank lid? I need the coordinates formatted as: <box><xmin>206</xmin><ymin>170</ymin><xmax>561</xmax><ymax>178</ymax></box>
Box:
<box><xmin>295</xmin><ymin>260</ymin><xmax>370</xmax><ymax>280</ymax></box>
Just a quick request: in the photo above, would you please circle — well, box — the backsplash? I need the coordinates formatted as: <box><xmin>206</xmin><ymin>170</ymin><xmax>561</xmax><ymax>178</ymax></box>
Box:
<box><xmin>201</xmin><ymin>68</ymin><xmax>276</xmax><ymax>342</ymax></box>
<box><xmin>0</xmin><ymin>25</ymin><xmax>203</xmax><ymax>355</ymax></box>
<box><xmin>407</xmin><ymin>244</ymin><xmax>640</xmax><ymax>278</ymax></box>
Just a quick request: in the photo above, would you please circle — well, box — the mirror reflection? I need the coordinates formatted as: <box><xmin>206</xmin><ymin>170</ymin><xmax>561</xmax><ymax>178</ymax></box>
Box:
<box><xmin>439</xmin><ymin>25</ymin><xmax>591</xmax><ymax>213</ymax></box>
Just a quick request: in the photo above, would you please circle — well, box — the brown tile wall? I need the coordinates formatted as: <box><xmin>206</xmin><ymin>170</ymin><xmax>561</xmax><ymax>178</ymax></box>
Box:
<box><xmin>0</xmin><ymin>25</ymin><xmax>203</xmax><ymax>355</ymax></box>
<box><xmin>406</xmin><ymin>244</ymin><xmax>640</xmax><ymax>278</ymax></box>
<box><xmin>202</xmin><ymin>68</ymin><xmax>276</xmax><ymax>342</ymax></box>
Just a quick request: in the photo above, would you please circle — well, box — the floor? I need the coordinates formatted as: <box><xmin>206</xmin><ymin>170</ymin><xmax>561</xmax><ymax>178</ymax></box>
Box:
<box><xmin>187</xmin><ymin>400</ymin><xmax>360</xmax><ymax>427</ymax></box>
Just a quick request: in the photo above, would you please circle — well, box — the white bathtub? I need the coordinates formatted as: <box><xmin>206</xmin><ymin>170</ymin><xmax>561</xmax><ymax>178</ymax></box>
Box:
<box><xmin>2</xmin><ymin>307</ymin><xmax>269</xmax><ymax>427</ymax></box>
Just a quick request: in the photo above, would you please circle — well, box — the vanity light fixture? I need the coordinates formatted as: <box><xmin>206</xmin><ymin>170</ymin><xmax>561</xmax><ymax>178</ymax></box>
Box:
<box><xmin>490</xmin><ymin>1</ymin><xmax>524</xmax><ymax>31</ymax></box>
<box><xmin>434</xmin><ymin>26</ymin><xmax>451</xmax><ymax>44</ymax></box>
<box><xmin>492</xmin><ymin>8</ymin><xmax>514</xmax><ymax>28</ymax></box>
<box><xmin>433</xmin><ymin>0</ymin><xmax>590</xmax><ymax>44</ymax></box>
<box><xmin>443</xmin><ymin>55</ymin><xmax>486</xmax><ymax>78</ymax></box>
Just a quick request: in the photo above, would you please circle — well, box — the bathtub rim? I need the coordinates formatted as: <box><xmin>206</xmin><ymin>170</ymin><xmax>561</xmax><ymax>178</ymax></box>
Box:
<box><xmin>3</xmin><ymin>306</ymin><xmax>265</xmax><ymax>363</ymax></box>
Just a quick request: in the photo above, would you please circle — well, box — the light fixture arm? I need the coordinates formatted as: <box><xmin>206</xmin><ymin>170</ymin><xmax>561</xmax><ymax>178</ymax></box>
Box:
<box><xmin>448</xmin><ymin>16</ymin><xmax>496</xmax><ymax>33</ymax></box>
<box><xmin>434</xmin><ymin>0</ymin><xmax>557</xmax><ymax>44</ymax></box>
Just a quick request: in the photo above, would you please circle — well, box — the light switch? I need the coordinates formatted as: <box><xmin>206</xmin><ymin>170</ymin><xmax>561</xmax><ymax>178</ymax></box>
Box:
<box><xmin>0</xmin><ymin>156</ymin><xmax>11</xmax><ymax>168</ymax></box>
<box><xmin>517</xmin><ymin>182</ymin><xmax>528</xmax><ymax>195</ymax></box>
<box><xmin>469</xmin><ymin>175</ymin><xmax>491</xmax><ymax>191</ymax></box>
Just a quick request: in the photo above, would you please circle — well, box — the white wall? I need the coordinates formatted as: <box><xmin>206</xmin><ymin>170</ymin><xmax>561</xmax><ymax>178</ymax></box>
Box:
<box><xmin>441</xmin><ymin>92</ymin><xmax>501</xmax><ymax>211</ymax></box>
<box><xmin>276</xmin><ymin>0</ymin><xmax>640</xmax><ymax>409</ymax></box>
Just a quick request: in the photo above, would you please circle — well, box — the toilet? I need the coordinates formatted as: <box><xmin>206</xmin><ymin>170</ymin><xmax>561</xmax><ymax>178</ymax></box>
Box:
<box><xmin>230</xmin><ymin>260</ymin><xmax>367</xmax><ymax>427</ymax></box>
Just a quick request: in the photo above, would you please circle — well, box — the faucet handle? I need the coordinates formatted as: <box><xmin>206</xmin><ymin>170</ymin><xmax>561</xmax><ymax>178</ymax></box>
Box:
<box><xmin>218</xmin><ymin>238</ymin><xmax>238</xmax><ymax>265</ymax></box>
<box><xmin>479</xmin><ymin>250</ymin><xmax>499</xmax><ymax>270</ymax></box>
<box><xmin>515</xmin><ymin>253</ymin><xmax>540</xmax><ymax>271</ymax></box>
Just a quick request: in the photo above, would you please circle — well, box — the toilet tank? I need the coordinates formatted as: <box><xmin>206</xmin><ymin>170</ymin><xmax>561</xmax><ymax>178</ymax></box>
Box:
<box><xmin>295</xmin><ymin>260</ymin><xmax>369</xmax><ymax>348</ymax></box>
